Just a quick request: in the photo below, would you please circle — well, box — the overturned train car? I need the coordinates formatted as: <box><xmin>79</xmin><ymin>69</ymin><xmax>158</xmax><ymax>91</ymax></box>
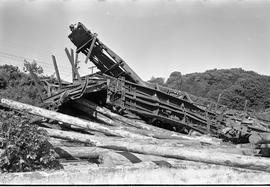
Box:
<box><xmin>40</xmin><ymin>22</ymin><xmax>269</xmax><ymax>143</ymax></box>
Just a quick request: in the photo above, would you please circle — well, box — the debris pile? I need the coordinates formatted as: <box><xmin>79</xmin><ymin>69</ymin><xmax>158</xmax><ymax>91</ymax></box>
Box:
<box><xmin>1</xmin><ymin>22</ymin><xmax>270</xmax><ymax>172</ymax></box>
<box><xmin>1</xmin><ymin>97</ymin><xmax>270</xmax><ymax>172</ymax></box>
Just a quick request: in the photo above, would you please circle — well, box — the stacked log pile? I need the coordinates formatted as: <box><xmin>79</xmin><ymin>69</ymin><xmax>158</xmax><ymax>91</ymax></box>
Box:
<box><xmin>2</xmin><ymin>98</ymin><xmax>270</xmax><ymax>173</ymax></box>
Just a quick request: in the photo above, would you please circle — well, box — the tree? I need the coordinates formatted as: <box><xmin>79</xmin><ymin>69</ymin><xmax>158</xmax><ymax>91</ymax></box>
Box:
<box><xmin>166</xmin><ymin>71</ymin><xmax>182</xmax><ymax>90</ymax></box>
<box><xmin>221</xmin><ymin>77</ymin><xmax>270</xmax><ymax>111</ymax></box>
<box><xmin>0</xmin><ymin>70</ymin><xmax>8</xmax><ymax>89</ymax></box>
<box><xmin>0</xmin><ymin>64</ymin><xmax>43</xmax><ymax>106</ymax></box>
<box><xmin>23</xmin><ymin>60</ymin><xmax>43</xmax><ymax>75</ymax></box>
<box><xmin>148</xmin><ymin>77</ymin><xmax>165</xmax><ymax>86</ymax></box>
<box><xmin>147</xmin><ymin>68</ymin><xmax>270</xmax><ymax>111</ymax></box>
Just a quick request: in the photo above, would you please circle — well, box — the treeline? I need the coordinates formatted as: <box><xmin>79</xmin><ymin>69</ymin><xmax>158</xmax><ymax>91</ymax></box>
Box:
<box><xmin>148</xmin><ymin>68</ymin><xmax>270</xmax><ymax>111</ymax></box>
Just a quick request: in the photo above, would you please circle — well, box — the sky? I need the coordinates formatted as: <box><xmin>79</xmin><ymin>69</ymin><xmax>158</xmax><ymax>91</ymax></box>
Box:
<box><xmin>0</xmin><ymin>0</ymin><xmax>270</xmax><ymax>82</ymax></box>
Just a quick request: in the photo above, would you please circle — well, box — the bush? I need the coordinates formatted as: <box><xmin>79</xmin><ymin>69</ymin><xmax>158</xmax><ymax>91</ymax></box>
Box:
<box><xmin>0</xmin><ymin>65</ymin><xmax>22</xmax><ymax>87</ymax></box>
<box><xmin>0</xmin><ymin>110</ymin><xmax>63</xmax><ymax>172</ymax></box>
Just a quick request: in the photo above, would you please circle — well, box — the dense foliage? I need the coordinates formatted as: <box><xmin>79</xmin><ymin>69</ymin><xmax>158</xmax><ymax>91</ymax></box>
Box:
<box><xmin>0</xmin><ymin>109</ymin><xmax>62</xmax><ymax>172</ymax></box>
<box><xmin>148</xmin><ymin>68</ymin><xmax>270</xmax><ymax>111</ymax></box>
<box><xmin>0</xmin><ymin>63</ymin><xmax>43</xmax><ymax>106</ymax></box>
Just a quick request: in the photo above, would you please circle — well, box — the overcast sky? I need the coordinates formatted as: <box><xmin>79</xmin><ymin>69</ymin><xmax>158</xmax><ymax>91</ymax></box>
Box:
<box><xmin>0</xmin><ymin>0</ymin><xmax>270</xmax><ymax>82</ymax></box>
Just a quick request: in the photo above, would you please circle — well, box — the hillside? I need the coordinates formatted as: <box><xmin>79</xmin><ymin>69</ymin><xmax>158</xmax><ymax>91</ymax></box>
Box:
<box><xmin>148</xmin><ymin>68</ymin><xmax>270</xmax><ymax>111</ymax></box>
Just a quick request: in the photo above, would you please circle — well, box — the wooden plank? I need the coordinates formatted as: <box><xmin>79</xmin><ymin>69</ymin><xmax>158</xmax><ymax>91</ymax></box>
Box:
<box><xmin>65</xmin><ymin>48</ymin><xmax>81</xmax><ymax>82</ymax></box>
<box><xmin>51</xmin><ymin>55</ymin><xmax>62</xmax><ymax>89</ymax></box>
<box><xmin>75</xmin><ymin>52</ymin><xmax>79</xmax><ymax>68</ymax></box>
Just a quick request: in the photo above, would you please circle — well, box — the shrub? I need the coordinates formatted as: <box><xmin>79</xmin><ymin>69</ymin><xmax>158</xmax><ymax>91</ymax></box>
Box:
<box><xmin>0</xmin><ymin>110</ymin><xmax>63</xmax><ymax>172</ymax></box>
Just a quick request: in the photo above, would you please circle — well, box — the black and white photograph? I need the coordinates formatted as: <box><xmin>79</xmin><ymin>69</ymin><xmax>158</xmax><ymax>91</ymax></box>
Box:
<box><xmin>0</xmin><ymin>0</ymin><xmax>270</xmax><ymax>185</ymax></box>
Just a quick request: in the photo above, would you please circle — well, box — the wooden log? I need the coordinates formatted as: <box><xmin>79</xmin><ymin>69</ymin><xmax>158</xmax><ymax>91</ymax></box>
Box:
<box><xmin>74</xmin><ymin>98</ymin><xmax>158</xmax><ymax>131</ymax></box>
<box><xmin>49</xmin><ymin>137</ymin><xmax>91</xmax><ymax>147</ymax></box>
<box><xmin>43</xmin><ymin>127</ymin><xmax>270</xmax><ymax>172</ymax></box>
<box><xmin>259</xmin><ymin>121</ymin><xmax>270</xmax><ymax>130</ymax></box>
<box><xmin>249</xmin><ymin>133</ymin><xmax>270</xmax><ymax>144</ymax></box>
<box><xmin>69</xmin><ymin>101</ymin><xmax>120</xmax><ymax>127</ymax></box>
<box><xmin>53</xmin><ymin>146</ymin><xmax>105</xmax><ymax>160</ymax></box>
<box><xmin>70</xmin><ymin>101</ymin><xmax>210</xmax><ymax>146</ymax></box>
<box><xmin>51</xmin><ymin>145</ymin><xmax>145</xmax><ymax>167</ymax></box>
<box><xmin>49</xmin><ymin>144</ymin><xmax>213</xmax><ymax>169</ymax></box>
<box><xmin>74</xmin><ymin>98</ymin><xmax>221</xmax><ymax>145</ymax></box>
<box><xmin>44</xmin><ymin>127</ymin><xmax>200</xmax><ymax>149</ymax></box>
<box><xmin>50</xmin><ymin>139</ymin><xmax>259</xmax><ymax>166</ymax></box>
<box><xmin>3</xmin><ymin>98</ymin><xmax>217</xmax><ymax>145</ymax></box>
<box><xmin>48</xmin><ymin>123</ymin><xmax>110</xmax><ymax>138</ymax></box>
<box><xmin>48</xmin><ymin>128</ymin><xmax>258</xmax><ymax>156</ymax></box>
<box><xmin>259</xmin><ymin>144</ymin><xmax>270</xmax><ymax>157</ymax></box>
<box><xmin>0</xmin><ymin>98</ymin><xmax>150</xmax><ymax>140</ymax></box>
<box><xmin>122</xmin><ymin>112</ymin><xmax>145</xmax><ymax>122</ymax></box>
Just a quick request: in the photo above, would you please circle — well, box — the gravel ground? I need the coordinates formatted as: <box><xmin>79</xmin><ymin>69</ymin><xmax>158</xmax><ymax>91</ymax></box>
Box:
<box><xmin>1</xmin><ymin>160</ymin><xmax>270</xmax><ymax>184</ymax></box>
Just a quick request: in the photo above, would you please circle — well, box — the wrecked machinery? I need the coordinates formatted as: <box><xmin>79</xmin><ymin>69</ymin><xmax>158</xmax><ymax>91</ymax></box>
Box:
<box><xmin>37</xmin><ymin>22</ymin><xmax>270</xmax><ymax>143</ymax></box>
